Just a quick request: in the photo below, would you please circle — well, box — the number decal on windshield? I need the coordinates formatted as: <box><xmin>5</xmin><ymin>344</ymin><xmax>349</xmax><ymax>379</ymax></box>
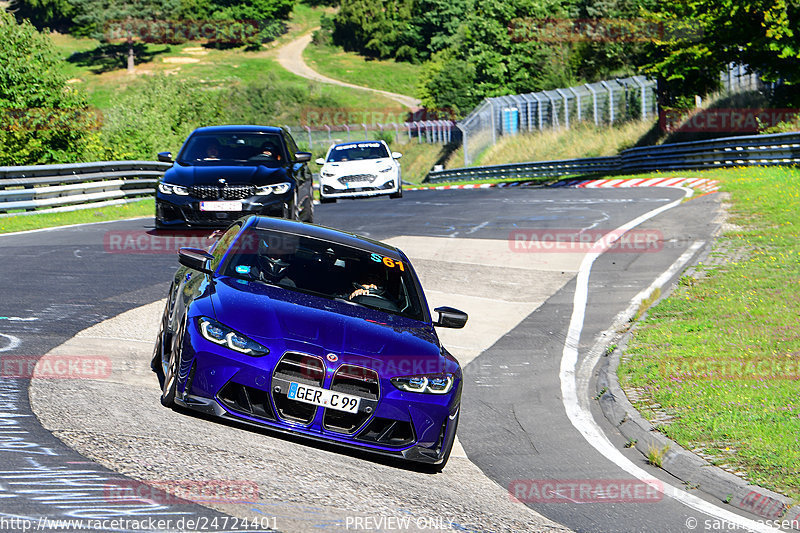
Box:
<box><xmin>370</xmin><ymin>253</ymin><xmax>405</xmax><ymax>271</ymax></box>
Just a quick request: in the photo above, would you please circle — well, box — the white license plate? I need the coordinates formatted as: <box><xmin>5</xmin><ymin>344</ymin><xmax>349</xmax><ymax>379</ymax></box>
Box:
<box><xmin>287</xmin><ymin>382</ymin><xmax>361</xmax><ymax>413</ymax></box>
<box><xmin>199</xmin><ymin>201</ymin><xmax>242</xmax><ymax>212</ymax></box>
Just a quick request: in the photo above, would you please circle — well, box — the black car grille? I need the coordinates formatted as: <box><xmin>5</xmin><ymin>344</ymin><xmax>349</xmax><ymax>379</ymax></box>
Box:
<box><xmin>188</xmin><ymin>184</ymin><xmax>256</xmax><ymax>200</ymax></box>
<box><xmin>338</xmin><ymin>174</ymin><xmax>376</xmax><ymax>184</ymax></box>
<box><xmin>217</xmin><ymin>381</ymin><xmax>276</xmax><ymax>421</ymax></box>
<box><xmin>357</xmin><ymin>417</ymin><xmax>415</xmax><ymax>447</ymax></box>
<box><xmin>271</xmin><ymin>353</ymin><xmax>325</xmax><ymax>424</ymax></box>
<box><xmin>322</xmin><ymin>365</ymin><xmax>379</xmax><ymax>434</ymax></box>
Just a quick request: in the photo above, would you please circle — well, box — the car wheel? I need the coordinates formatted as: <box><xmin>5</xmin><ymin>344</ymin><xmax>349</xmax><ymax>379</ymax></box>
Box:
<box><xmin>389</xmin><ymin>184</ymin><xmax>403</xmax><ymax>199</ymax></box>
<box><xmin>291</xmin><ymin>191</ymin><xmax>301</xmax><ymax>221</ymax></box>
<box><xmin>160</xmin><ymin>317</ymin><xmax>185</xmax><ymax>408</ymax></box>
<box><xmin>304</xmin><ymin>196</ymin><xmax>314</xmax><ymax>223</ymax></box>
<box><xmin>320</xmin><ymin>196</ymin><xmax>336</xmax><ymax>204</ymax></box>
<box><xmin>151</xmin><ymin>297</ymin><xmax>171</xmax><ymax>387</ymax></box>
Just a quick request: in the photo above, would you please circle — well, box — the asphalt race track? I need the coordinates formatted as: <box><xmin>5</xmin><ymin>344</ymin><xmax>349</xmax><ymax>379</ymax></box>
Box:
<box><xmin>0</xmin><ymin>186</ymin><xmax>779</xmax><ymax>533</ymax></box>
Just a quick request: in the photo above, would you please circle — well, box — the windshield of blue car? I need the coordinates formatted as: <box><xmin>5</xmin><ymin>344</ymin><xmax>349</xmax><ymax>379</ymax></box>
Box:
<box><xmin>327</xmin><ymin>142</ymin><xmax>390</xmax><ymax>162</ymax></box>
<box><xmin>177</xmin><ymin>133</ymin><xmax>285</xmax><ymax>166</ymax></box>
<box><xmin>220</xmin><ymin>229</ymin><xmax>426</xmax><ymax>321</ymax></box>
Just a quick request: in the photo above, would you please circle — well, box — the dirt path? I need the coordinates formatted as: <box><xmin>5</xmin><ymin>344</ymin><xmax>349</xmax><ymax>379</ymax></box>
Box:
<box><xmin>276</xmin><ymin>32</ymin><xmax>421</xmax><ymax>110</ymax></box>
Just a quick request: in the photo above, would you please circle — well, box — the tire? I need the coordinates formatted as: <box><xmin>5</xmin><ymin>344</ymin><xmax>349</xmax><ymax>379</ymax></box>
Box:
<box><xmin>320</xmin><ymin>196</ymin><xmax>336</xmax><ymax>204</ymax></box>
<box><xmin>291</xmin><ymin>191</ymin><xmax>300</xmax><ymax>221</ymax></box>
<box><xmin>151</xmin><ymin>298</ymin><xmax>171</xmax><ymax>387</ymax></box>
<box><xmin>304</xmin><ymin>196</ymin><xmax>314</xmax><ymax>223</ymax></box>
<box><xmin>389</xmin><ymin>186</ymin><xmax>403</xmax><ymax>199</ymax></box>
<box><xmin>160</xmin><ymin>318</ymin><xmax>185</xmax><ymax>408</ymax></box>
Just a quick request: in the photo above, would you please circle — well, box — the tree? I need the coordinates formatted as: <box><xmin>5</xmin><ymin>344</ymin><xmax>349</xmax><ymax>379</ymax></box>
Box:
<box><xmin>0</xmin><ymin>11</ymin><xmax>98</xmax><ymax>164</ymax></box>
<box><xmin>643</xmin><ymin>0</ymin><xmax>800</xmax><ymax>105</ymax></box>
<box><xmin>71</xmin><ymin>0</ymin><xmax>179</xmax><ymax>72</ymax></box>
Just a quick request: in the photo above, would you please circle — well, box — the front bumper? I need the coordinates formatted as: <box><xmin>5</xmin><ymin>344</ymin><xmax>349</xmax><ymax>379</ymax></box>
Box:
<box><xmin>319</xmin><ymin>178</ymin><xmax>399</xmax><ymax>199</ymax></box>
<box><xmin>171</xmin><ymin>325</ymin><xmax>460</xmax><ymax>464</ymax></box>
<box><xmin>156</xmin><ymin>193</ymin><xmax>290</xmax><ymax>227</ymax></box>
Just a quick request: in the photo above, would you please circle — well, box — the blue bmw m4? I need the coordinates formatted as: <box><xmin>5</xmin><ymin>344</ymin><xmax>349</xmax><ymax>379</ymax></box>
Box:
<box><xmin>152</xmin><ymin>215</ymin><xmax>468</xmax><ymax>469</ymax></box>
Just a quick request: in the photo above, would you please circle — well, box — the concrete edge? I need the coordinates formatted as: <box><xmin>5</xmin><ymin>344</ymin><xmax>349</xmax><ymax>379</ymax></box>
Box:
<box><xmin>593</xmin><ymin>240</ymin><xmax>800</xmax><ymax>530</ymax></box>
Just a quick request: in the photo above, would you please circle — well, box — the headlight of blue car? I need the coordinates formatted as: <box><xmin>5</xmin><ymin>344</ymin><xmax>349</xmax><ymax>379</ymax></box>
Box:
<box><xmin>197</xmin><ymin>317</ymin><xmax>269</xmax><ymax>356</ymax></box>
<box><xmin>158</xmin><ymin>182</ymin><xmax>189</xmax><ymax>195</ymax></box>
<box><xmin>391</xmin><ymin>374</ymin><xmax>454</xmax><ymax>394</ymax></box>
<box><xmin>255</xmin><ymin>183</ymin><xmax>291</xmax><ymax>195</ymax></box>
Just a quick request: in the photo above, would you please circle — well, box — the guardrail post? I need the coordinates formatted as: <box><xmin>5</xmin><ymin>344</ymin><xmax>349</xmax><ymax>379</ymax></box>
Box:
<box><xmin>325</xmin><ymin>124</ymin><xmax>332</xmax><ymax>144</ymax></box>
<box><xmin>304</xmin><ymin>125</ymin><xmax>312</xmax><ymax>148</ymax></box>
<box><xmin>362</xmin><ymin>123</ymin><xmax>368</xmax><ymax>139</ymax></box>
<box><xmin>344</xmin><ymin>124</ymin><xmax>351</xmax><ymax>141</ymax></box>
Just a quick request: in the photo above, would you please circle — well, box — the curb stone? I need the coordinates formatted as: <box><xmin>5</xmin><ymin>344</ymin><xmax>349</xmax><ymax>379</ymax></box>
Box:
<box><xmin>594</xmin><ymin>246</ymin><xmax>800</xmax><ymax>530</ymax></box>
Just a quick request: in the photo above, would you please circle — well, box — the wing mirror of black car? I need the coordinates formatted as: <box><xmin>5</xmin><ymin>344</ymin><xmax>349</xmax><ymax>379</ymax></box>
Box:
<box><xmin>178</xmin><ymin>248</ymin><xmax>214</xmax><ymax>274</ymax></box>
<box><xmin>157</xmin><ymin>151</ymin><xmax>173</xmax><ymax>163</ymax></box>
<box><xmin>294</xmin><ymin>152</ymin><xmax>312</xmax><ymax>163</ymax></box>
<box><xmin>433</xmin><ymin>306</ymin><xmax>468</xmax><ymax>329</ymax></box>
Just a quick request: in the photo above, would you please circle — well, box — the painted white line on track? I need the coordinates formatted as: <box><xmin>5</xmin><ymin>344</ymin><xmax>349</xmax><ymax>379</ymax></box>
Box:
<box><xmin>0</xmin><ymin>217</ymin><xmax>150</xmax><ymax>238</ymax></box>
<box><xmin>0</xmin><ymin>333</ymin><xmax>21</xmax><ymax>352</ymax></box>
<box><xmin>559</xmin><ymin>189</ymin><xmax>780</xmax><ymax>533</ymax></box>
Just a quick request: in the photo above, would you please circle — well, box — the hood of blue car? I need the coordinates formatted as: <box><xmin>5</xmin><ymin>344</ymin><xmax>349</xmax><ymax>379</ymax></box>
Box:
<box><xmin>163</xmin><ymin>164</ymin><xmax>288</xmax><ymax>186</ymax></box>
<box><xmin>210</xmin><ymin>278</ymin><xmax>445</xmax><ymax>375</ymax></box>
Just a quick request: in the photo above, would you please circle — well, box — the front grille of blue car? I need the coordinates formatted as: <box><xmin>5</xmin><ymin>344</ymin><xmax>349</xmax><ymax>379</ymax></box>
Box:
<box><xmin>271</xmin><ymin>352</ymin><xmax>325</xmax><ymax>425</ymax></box>
<box><xmin>322</xmin><ymin>365</ymin><xmax>379</xmax><ymax>434</ymax></box>
<box><xmin>217</xmin><ymin>381</ymin><xmax>276</xmax><ymax>421</ymax></box>
<box><xmin>188</xmin><ymin>184</ymin><xmax>256</xmax><ymax>200</ymax></box>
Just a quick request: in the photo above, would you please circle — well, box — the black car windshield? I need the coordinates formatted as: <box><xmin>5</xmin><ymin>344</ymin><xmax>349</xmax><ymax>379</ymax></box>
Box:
<box><xmin>221</xmin><ymin>228</ymin><xmax>426</xmax><ymax>321</ymax></box>
<box><xmin>177</xmin><ymin>133</ymin><xmax>285</xmax><ymax>166</ymax></box>
<box><xmin>327</xmin><ymin>142</ymin><xmax>390</xmax><ymax>162</ymax></box>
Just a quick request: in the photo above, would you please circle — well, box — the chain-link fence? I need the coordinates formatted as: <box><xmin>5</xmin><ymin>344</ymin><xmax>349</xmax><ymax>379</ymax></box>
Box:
<box><xmin>458</xmin><ymin>75</ymin><xmax>657</xmax><ymax>166</ymax></box>
<box><xmin>284</xmin><ymin>121</ymin><xmax>456</xmax><ymax>153</ymax></box>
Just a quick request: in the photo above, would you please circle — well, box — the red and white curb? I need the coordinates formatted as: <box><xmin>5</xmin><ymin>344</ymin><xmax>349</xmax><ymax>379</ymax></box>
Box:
<box><xmin>406</xmin><ymin>177</ymin><xmax>720</xmax><ymax>194</ymax></box>
<box><xmin>574</xmin><ymin>177</ymin><xmax>720</xmax><ymax>193</ymax></box>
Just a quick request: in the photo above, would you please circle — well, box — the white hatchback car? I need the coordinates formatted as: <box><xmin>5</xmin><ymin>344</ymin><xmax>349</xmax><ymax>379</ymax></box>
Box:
<box><xmin>315</xmin><ymin>141</ymin><xmax>402</xmax><ymax>203</ymax></box>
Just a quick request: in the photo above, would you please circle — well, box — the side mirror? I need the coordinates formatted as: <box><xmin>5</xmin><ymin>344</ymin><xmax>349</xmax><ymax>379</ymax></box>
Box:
<box><xmin>157</xmin><ymin>151</ymin><xmax>173</xmax><ymax>163</ymax></box>
<box><xmin>433</xmin><ymin>306</ymin><xmax>468</xmax><ymax>329</ymax></box>
<box><xmin>315</xmin><ymin>158</ymin><xmax>326</xmax><ymax>165</ymax></box>
<box><xmin>391</xmin><ymin>152</ymin><xmax>402</xmax><ymax>159</ymax></box>
<box><xmin>178</xmin><ymin>248</ymin><xmax>214</xmax><ymax>274</ymax></box>
<box><xmin>294</xmin><ymin>152</ymin><xmax>312</xmax><ymax>163</ymax></box>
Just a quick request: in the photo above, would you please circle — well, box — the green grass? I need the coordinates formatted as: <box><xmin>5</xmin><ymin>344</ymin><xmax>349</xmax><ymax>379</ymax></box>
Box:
<box><xmin>0</xmin><ymin>199</ymin><xmax>154</xmax><ymax>234</ymax></box>
<box><xmin>618</xmin><ymin>166</ymin><xmax>800</xmax><ymax>501</ymax></box>
<box><xmin>47</xmin><ymin>5</ymin><xmax>399</xmax><ymax>115</ymax></box>
<box><xmin>447</xmin><ymin>119</ymin><xmax>656</xmax><ymax>169</ymax></box>
<box><xmin>303</xmin><ymin>43</ymin><xmax>421</xmax><ymax>98</ymax></box>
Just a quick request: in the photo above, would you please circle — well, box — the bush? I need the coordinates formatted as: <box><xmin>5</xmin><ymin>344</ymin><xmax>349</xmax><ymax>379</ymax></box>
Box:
<box><xmin>0</xmin><ymin>11</ymin><xmax>98</xmax><ymax>165</ymax></box>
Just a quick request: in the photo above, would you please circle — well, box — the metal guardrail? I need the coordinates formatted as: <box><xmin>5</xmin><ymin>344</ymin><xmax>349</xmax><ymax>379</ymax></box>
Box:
<box><xmin>0</xmin><ymin>161</ymin><xmax>171</xmax><ymax>216</ymax></box>
<box><xmin>426</xmin><ymin>131</ymin><xmax>800</xmax><ymax>183</ymax></box>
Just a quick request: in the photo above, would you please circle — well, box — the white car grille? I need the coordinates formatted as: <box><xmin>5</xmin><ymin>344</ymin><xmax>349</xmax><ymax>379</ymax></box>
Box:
<box><xmin>338</xmin><ymin>174</ymin><xmax>377</xmax><ymax>184</ymax></box>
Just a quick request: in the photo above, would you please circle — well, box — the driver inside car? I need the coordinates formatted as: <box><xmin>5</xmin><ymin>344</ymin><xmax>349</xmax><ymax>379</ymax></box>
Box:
<box><xmin>254</xmin><ymin>239</ymin><xmax>296</xmax><ymax>287</ymax></box>
<box><xmin>349</xmin><ymin>272</ymin><xmax>386</xmax><ymax>300</ymax></box>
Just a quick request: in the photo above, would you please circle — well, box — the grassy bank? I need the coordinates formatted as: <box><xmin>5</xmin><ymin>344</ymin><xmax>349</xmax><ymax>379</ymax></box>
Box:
<box><xmin>446</xmin><ymin>119</ymin><xmax>656</xmax><ymax>169</ymax></box>
<box><xmin>618</xmin><ymin>166</ymin><xmax>800</xmax><ymax>501</ymax></box>
<box><xmin>0</xmin><ymin>199</ymin><xmax>154</xmax><ymax>234</ymax></box>
<box><xmin>303</xmin><ymin>43</ymin><xmax>421</xmax><ymax>98</ymax></box>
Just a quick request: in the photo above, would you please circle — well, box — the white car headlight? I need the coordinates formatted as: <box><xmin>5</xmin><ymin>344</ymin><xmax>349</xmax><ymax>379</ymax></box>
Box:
<box><xmin>379</xmin><ymin>166</ymin><xmax>393</xmax><ymax>173</ymax></box>
<box><xmin>391</xmin><ymin>374</ymin><xmax>454</xmax><ymax>394</ymax></box>
<box><xmin>158</xmin><ymin>182</ymin><xmax>189</xmax><ymax>195</ymax></box>
<box><xmin>256</xmin><ymin>182</ymin><xmax>291</xmax><ymax>195</ymax></box>
<box><xmin>321</xmin><ymin>170</ymin><xmax>336</xmax><ymax>178</ymax></box>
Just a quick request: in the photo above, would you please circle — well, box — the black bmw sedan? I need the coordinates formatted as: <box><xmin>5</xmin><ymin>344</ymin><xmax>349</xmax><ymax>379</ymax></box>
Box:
<box><xmin>155</xmin><ymin>125</ymin><xmax>314</xmax><ymax>228</ymax></box>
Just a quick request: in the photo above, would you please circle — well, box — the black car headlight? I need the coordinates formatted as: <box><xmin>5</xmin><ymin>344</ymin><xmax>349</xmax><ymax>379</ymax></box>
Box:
<box><xmin>158</xmin><ymin>182</ymin><xmax>189</xmax><ymax>195</ymax></box>
<box><xmin>391</xmin><ymin>374</ymin><xmax>454</xmax><ymax>394</ymax></box>
<box><xmin>255</xmin><ymin>183</ymin><xmax>291</xmax><ymax>195</ymax></box>
<box><xmin>197</xmin><ymin>317</ymin><xmax>269</xmax><ymax>357</ymax></box>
